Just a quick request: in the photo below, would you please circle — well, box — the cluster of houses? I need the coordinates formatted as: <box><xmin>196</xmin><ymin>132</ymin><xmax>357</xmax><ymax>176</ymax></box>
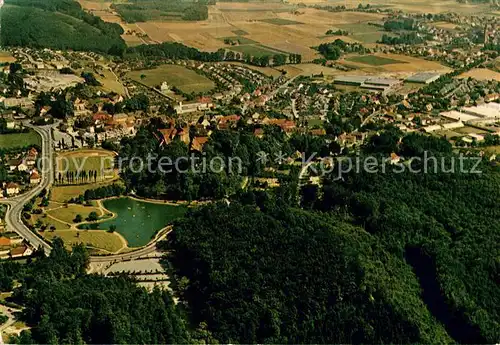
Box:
<box><xmin>1</xmin><ymin>147</ymin><xmax>41</xmax><ymax>198</ymax></box>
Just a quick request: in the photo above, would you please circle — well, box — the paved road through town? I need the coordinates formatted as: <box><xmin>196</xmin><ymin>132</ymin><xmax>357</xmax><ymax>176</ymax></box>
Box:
<box><xmin>0</xmin><ymin>124</ymin><xmax>54</xmax><ymax>254</ymax></box>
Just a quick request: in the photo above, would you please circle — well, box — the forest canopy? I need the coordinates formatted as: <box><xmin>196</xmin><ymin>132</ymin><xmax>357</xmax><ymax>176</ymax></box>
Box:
<box><xmin>1</xmin><ymin>0</ymin><xmax>126</xmax><ymax>55</ymax></box>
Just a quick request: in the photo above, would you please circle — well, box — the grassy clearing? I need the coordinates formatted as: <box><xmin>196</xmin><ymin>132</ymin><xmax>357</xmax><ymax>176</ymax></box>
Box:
<box><xmin>0</xmin><ymin>130</ymin><xmax>41</xmax><ymax>149</ymax></box>
<box><xmin>230</xmin><ymin>44</ymin><xmax>286</xmax><ymax>58</ymax></box>
<box><xmin>346</xmin><ymin>55</ymin><xmax>406</xmax><ymax>66</ymax></box>
<box><xmin>260</xmin><ymin>18</ymin><xmax>303</xmax><ymax>25</ymax></box>
<box><xmin>96</xmin><ymin>69</ymin><xmax>127</xmax><ymax>95</ymax></box>
<box><xmin>50</xmin><ymin>180</ymin><xmax>122</xmax><ymax>203</ymax></box>
<box><xmin>31</xmin><ymin>214</ymin><xmax>71</xmax><ymax>231</ymax></box>
<box><xmin>337</xmin><ymin>23</ymin><xmax>386</xmax><ymax>43</ymax></box>
<box><xmin>46</xmin><ymin>204</ymin><xmax>104</xmax><ymax>224</ymax></box>
<box><xmin>43</xmin><ymin>230</ymin><xmax>124</xmax><ymax>253</ymax></box>
<box><xmin>307</xmin><ymin>119</ymin><xmax>324</xmax><ymax>127</ymax></box>
<box><xmin>127</xmin><ymin>64</ymin><xmax>215</xmax><ymax>94</ymax></box>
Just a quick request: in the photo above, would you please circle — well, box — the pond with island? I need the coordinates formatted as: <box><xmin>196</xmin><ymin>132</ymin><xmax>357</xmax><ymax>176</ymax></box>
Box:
<box><xmin>78</xmin><ymin>197</ymin><xmax>187</xmax><ymax>247</ymax></box>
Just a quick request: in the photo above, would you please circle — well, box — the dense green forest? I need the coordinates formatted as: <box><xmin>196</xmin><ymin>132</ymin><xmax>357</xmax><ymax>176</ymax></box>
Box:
<box><xmin>1</xmin><ymin>239</ymin><xmax>191</xmax><ymax>344</ymax></box>
<box><xmin>126</xmin><ymin>42</ymin><xmax>225</xmax><ymax>61</ymax></box>
<box><xmin>164</xmin><ymin>129</ymin><xmax>499</xmax><ymax>343</ymax></box>
<box><xmin>168</xmin><ymin>202</ymin><xmax>452</xmax><ymax>343</ymax></box>
<box><xmin>1</xmin><ymin>0</ymin><xmax>126</xmax><ymax>55</ymax></box>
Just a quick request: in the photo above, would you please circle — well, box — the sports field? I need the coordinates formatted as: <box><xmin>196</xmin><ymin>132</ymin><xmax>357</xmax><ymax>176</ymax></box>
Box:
<box><xmin>56</xmin><ymin>149</ymin><xmax>116</xmax><ymax>184</ymax></box>
<box><xmin>0</xmin><ymin>130</ymin><xmax>41</xmax><ymax>149</ymax></box>
<box><xmin>346</xmin><ymin>55</ymin><xmax>406</xmax><ymax>66</ymax></box>
<box><xmin>127</xmin><ymin>65</ymin><xmax>215</xmax><ymax>93</ymax></box>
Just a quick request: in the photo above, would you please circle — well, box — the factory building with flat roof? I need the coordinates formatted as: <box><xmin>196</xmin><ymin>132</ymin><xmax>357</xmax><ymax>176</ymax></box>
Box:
<box><xmin>333</xmin><ymin>75</ymin><xmax>369</xmax><ymax>86</ymax></box>
<box><xmin>334</xmin><ymin>76</ymin><xmax>402</xmax><ymax>94</ymax></box>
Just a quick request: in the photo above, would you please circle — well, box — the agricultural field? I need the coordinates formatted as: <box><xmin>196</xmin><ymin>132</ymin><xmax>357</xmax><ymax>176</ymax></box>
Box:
<box><xmin>29</xmin><ymin>213</ymin><xmax>71</xmax><ymax>231</ymax></box>
<box><xmin>279</xmin><ymin>63</ymin><xmax>343</xmax><ymax>77</ymax></box>
<box><xmin>310</xmin><ymin>0</ymin><xmax>493</xmax><ymax>14</ymax></box>
<box><xmin>127</xmin><ymin>64</ymin><xmax>215</xmax><ymax>93</ymax></box>
<box><xmin>0</xmin><ymin>130</ymin><xmax>41</xmax><ymax>149</ymax></box>
<box><xmin>102</xmin><ymin>4</ymin><xmax>387</xmax><ymax>60</ymax></box>
<box><xmin>339</xmin><ymin>53</ymin><xmax>451</xmax><ymax>75</ymax></box>
<box><xmin>457</xmin><ymin>68</ymin><xmax>500</xmax><ymax>82</ymax></box>
<box><xmin>229</xmin><ymin>44</ymin><xmax>287</xmax><ymax>58</ymax></box>
<box><xmin>220</xmin><ymin>36</ymin><xmax>258</xmax><ymax>45</ymax></box>
<box><xmin>346</xmin><ymin>55</ymin><xmax>406</xmax><ymax>66</ymax></box>
<box><xmin>259</xmin><ymin>18</ymin><xmax>303</xmax><ymax>26</ymax></box>
<box><xmin>336</xmin><ymin>22</ymin><xmax>387</xmax><ymax>44</ymax></box>
<box><xmin>56</xmin><ymin>149</ymin><xmax>116</xmax><ymax>185</ymax></box>
<box><xmin>77</xmin><ymin>0</ymin><xmax>147</xmax><ymax>46</ymax></box>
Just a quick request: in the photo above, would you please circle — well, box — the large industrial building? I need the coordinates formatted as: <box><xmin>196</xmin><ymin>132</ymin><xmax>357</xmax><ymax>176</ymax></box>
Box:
<box><xmin>333</xmin><ymin>75</ymin><xmax>401</xmax><ymax>94</ymax></box>
<box><xmin>440</xmin><ymin>103</ymin><xmax>500</xmax><ymax>124</ymax></box>
<box><xmin>405</xmin><ymin>72</ymin><xmax>442</xmax><ymax>84</ymax></box>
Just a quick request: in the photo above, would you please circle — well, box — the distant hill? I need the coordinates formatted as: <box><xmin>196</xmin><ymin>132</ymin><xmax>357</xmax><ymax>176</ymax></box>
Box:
<box><xmin>1</xmin><ymin>0</ymin><xmax>126</xmax><ymax>55</ymax></box>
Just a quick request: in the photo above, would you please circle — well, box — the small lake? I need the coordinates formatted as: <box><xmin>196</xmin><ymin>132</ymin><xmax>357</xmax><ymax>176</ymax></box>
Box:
<box><xmin>79</xmin><ymin>197</ymin><xmax>187</xmax><ymax>247</ymax></box>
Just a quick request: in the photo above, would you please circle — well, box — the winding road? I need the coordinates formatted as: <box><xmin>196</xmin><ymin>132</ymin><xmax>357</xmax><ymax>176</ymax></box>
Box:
<box><xmin>0</xmin><ymin>125</ymin><xmax>54</xmax><ymax>254</ymax></box>
<box><xmin>0</xmin><ymin>124</ymin><xmax>160</xmax><ymax>263</ymax></box>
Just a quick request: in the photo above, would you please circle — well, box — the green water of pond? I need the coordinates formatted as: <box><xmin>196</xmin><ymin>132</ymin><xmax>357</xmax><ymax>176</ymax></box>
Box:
<box><xmin>79</xmin><ymin>197</ymin><xmax>187</xmax><ymax>247</ymax></box>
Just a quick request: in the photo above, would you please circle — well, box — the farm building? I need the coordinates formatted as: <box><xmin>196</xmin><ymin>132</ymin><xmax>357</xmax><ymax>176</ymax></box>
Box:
<box><xmin>405</xmin><ymin>72</ymin><xmax>442</xmax><ymax>84</ymax></box>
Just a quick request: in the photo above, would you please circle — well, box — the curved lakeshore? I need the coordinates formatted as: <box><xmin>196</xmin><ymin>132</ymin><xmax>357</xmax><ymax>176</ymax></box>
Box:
<box><xmin>78</xmin><ymin>197</ymin><xmax>188</xmax><ymax>247</ymax></box>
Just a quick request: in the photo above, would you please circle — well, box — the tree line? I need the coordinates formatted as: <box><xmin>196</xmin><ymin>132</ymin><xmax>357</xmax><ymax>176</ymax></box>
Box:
<box><xmin>126</xmin><ymin>42</ymin><xmax>302</xmax><ymax>66</ymax></box>
<box><xmin>2</xmin><ymin>0</ymin><xmax>126</xmax><ymax>55</ymax></box>
<box><xmin>0</xmin><ymin>240</ymin><xmax>193</xmax><ymax>344</ymax></box>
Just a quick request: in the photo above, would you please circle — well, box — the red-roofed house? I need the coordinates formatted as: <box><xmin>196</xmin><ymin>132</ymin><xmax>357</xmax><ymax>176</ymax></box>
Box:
<box><xmin>30</xmin><ymin>170</ymin><xmax>41</xmax><ymax>184</ymax></box>
<box><xmin>5</xmin><ymin>182</ymin><xmax>20</xmax><ymax>196</ymax></box>
<box><xmin>218</xmin><ymin>115</ymin><xmax>241</xmax><ymax>130</ymax></box>
<box><xmin>191</xmin><ymin>136</ymin><xmax>209</xmax><ymax>152</ymax></box>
